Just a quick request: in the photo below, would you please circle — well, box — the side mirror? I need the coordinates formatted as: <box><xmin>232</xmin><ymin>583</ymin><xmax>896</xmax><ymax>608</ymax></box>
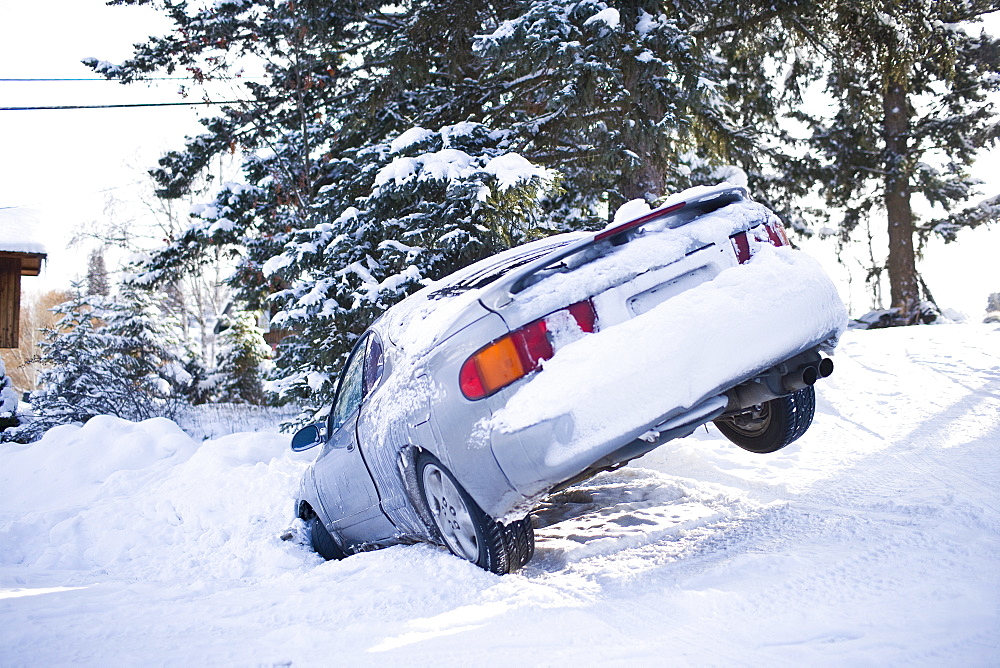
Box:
<box><xmin>290</xmin><ymin>423</ymin><xmax>325</xmax><ymax>452</ymax></box>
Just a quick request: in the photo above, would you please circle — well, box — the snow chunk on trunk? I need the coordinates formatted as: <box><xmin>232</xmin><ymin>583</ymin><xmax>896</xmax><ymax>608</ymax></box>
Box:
<box><xmin>490</xmin><ymin>246</ymin><xmax>847</xmax><ymax>461</ymax></box>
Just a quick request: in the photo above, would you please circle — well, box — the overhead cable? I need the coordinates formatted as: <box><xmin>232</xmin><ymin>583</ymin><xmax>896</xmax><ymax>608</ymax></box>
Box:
<box><xmin>1</xmin><ymin>100</ymin><xmax>250</xmax><ymax>111</ymax></box>
<box><xmin>0</xmin><ymin>77</ymin><xmax>263</xmax><ymax>82</ymax></box>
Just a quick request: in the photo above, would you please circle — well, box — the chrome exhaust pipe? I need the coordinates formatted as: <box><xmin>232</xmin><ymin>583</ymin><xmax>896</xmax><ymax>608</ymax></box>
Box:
<box><xmin>726</xmin><ymin>353</ymin><xmax>836</xmax><ymax>413</ymax></box>
<box><xmin>782</xmin><ymin>357</ymin><xmax>833</xmax><ymax>393</ymax></box>
<box><xmin>783</xmin><ymin>364</ymin><xmax>817</xmax><ymax>392</ymax></box>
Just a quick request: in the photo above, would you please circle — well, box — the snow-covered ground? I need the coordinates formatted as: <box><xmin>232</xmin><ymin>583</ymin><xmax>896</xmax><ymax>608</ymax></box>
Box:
<box><xmin>1</xmin><ymin>324</ymin><xmax>998</xmax><ymax>666</ymax></box>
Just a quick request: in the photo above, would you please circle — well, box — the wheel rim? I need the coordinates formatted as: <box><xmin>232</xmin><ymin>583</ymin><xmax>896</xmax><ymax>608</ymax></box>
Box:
<box><xmin>727</xmin><ymin>403</ymin><xmax>771</xmax><ymax>436</ymax></box>
<box><xmin>422</xmin><ymin>463</ymin><xmax>480</xmax><ymax>562</ymax></box>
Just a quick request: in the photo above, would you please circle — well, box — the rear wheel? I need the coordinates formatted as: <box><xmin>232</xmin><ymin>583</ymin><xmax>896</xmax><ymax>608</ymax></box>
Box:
<box><xmin>417</xmin><ymin>453</ymin><xmax>534</xmax><ymax>574</ymax></box>
<box><xmin>714</xmin><ymin>386</ymin><xmax>816</xmax><ymax>454</ymax></box>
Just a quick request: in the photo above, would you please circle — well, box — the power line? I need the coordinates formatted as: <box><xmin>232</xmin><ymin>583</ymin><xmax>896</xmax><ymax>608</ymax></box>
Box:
<box><xmin>0</xmin><ymin>77</ymin><xmax>264</xmax><ymax>82</ymax></box>
<box><xmin>1</xmin><ymin>100</ymin><xmax>250</xmax><ymax>111</ymax></box>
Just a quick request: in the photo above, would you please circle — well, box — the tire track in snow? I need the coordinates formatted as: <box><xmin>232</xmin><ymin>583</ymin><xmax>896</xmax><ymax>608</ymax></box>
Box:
<box><xmin>500</xmin><ymin>327</ymin><xmax>1000</xmax><ymax>663</ymax></box>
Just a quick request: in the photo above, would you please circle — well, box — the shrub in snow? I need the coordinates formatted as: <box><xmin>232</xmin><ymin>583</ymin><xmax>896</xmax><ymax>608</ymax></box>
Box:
<box><xmin>0</xmin><ymin>357</ymin><xmax>18</xmax><ymax>431</ymax></box>
<box><xmin>30</xmin><ymin>288</ymin><xmax>192</xmax><ymax>432</ymax></box>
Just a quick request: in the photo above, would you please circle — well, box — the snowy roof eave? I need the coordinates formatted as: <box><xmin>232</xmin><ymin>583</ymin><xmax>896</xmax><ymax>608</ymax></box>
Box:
<box><xmin>0</xmin><ymin>249</ymin><xmax>47</xmax><ymax>276</ymax></box>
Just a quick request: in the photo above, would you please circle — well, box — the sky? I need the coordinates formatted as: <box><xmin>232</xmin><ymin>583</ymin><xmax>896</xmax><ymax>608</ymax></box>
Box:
<box><xmin>0</xmin><ymin>0</ymin><xmax>212</xmax><ymax>289</ymax></box>
<box><xmin>0</xmin><ymin>1</ymin><xmax>998</xmax><ymax>318</ymax></box>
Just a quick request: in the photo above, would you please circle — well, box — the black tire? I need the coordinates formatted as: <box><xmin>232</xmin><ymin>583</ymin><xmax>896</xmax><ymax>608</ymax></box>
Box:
<box><xmin>417</xmin><ymin>453</ymin><xmax>534</xmax><ymax>574</ymax></box>
<box><xmin>714</xmin><ymin>385</ymin><xmax>816</xmax><ymax>454</ymax></box>
<box><xmin>309</xmin><ymin>515</ymin><xmax>347</xmax><ymax>561</ymax></box>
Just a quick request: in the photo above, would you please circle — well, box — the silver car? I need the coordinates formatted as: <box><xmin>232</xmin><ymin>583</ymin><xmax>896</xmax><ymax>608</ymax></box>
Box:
<box><xmin>290</xmin><ymin>184</ymin><xmax>846</xmax><ymax>573</ymax></box>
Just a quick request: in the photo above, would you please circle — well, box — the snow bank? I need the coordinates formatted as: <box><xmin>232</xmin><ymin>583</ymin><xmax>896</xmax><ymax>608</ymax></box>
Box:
<box><xmin>0</xmin><ymin>416</ymin><xmax>307</xmax><ymax>581</ymax></box>
<box><xmin>2</xmin><ymin>325</ymin><xmax>999</xmax><ymax>665</ymax></box>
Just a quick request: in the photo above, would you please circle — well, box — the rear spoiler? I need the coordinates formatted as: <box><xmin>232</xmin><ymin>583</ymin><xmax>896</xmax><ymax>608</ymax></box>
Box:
<box><xmin>480</xmin><ymin>184</ymin><xmax>749</xmax><ymax>309</ymax></box>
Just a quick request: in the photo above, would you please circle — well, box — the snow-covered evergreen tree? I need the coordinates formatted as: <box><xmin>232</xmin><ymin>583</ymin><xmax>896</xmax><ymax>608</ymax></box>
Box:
<box><xmin>86</xmin><ymin>249</ymin><xmax>110</xmax><ymax>296</ymax></box>
<box><xmin>266</xmin><ymin>122</ymin><xmax>559</xmax><ymax>411</ymax></box>
<box><xmin>91</xmin><ymin>0</ymin><xmax>394</xmax><ymax>308</ymax></box>
<box><xmin>210</xmin><ymin>309</ymin><xmax>272</xmax><ymax>405</ymax></box>
<box><xmin>32</xmin><ymin>287</ymin><xmax>191</xmax><ymax>426</ymax></box>
<box><xmin>473</xmin><ymin>1</ymin><xmax>742</xmax><ymax>217</ymax></box>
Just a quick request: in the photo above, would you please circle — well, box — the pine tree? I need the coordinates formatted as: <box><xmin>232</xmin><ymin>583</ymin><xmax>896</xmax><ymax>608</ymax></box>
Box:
<box><xmin>32</xmin><ymin>287</ymin><xmax>191</xmax><ymax>425</ymax></box>
<box><xmin>31</xmin><ymin>289</ymin><xmax>103</xmax><ymax>424</ymax></box>
<box><xmin>87</xmin><ymin>0</ymin><xmax>395</xmax><ymax>306</ymax></box>
<box><xmin>265</xmin><ymin>122</ymin><xmax>559</xmax><ymax>411</ymax></box>
<box><xmin>781</xmin><ymin>0</ymin><xmax>1000</xmax><ymax>323</ymax></box>
<box><xmin>211</xmin><ymin>309</ymin><xmax>272</xmax><ymax>405</ymax></box>
<box><xmin>473</xmin><ymin>1</ymin><xmax>745</xmax><ymax>218</ymax></box>
<box><xmin>86</xmin><ymin>249</ymin><xmax>110</xmax><ymax>296</ymax></box>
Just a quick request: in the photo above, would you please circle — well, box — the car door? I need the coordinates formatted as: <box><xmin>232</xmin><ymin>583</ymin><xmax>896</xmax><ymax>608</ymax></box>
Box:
<box><xmin>312</xmin><ymin>334</ymin><xmax>396</xmax><ymax>548</ymax></box>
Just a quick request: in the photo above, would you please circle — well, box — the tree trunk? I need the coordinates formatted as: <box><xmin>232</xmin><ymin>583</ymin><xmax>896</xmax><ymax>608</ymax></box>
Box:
<box><xmin>882</xmin><ymin>70</ymin><xmax>920</xmax><ymax>323</ymax></box>
<box><xmin>619</xmin><ymin>159</ymin><xmax>667</xmax><ymax>205</ymax></box>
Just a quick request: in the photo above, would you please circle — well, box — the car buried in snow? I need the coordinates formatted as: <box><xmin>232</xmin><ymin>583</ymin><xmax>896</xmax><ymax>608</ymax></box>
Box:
<box><xmin>289</xmin><ymin>184</ymin><xmax>847</xmax><ymax>574</ymax></box>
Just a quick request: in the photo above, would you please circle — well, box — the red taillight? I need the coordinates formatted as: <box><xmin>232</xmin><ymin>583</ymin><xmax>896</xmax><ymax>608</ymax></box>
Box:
<box><xmin>730</xmin><ymin>220</ymin><xmax>790</xmax><ymax>264</ymax></box>
<box><xmin>731</xmin><ymin>231</ymin><xmax>752</xmax><ymax>264</ymax></box>
<box><xmin>459</xmin><ymin>300</ymin><xmax>597</xmax><ymax>400</ymax></box>
<box><xmin>566</xmin><ymin>300</ymin><xmax>597</xmax><ymax>333</ymax></box>
<box><xmin>765</xmin><ymin>220</ymin><xmax>789</xmax><ymax>247</ymax></box>
<box><xmin>512</xmin><ymin>319</ymin><xmax>552</xmax><ymax>368</ymax></box>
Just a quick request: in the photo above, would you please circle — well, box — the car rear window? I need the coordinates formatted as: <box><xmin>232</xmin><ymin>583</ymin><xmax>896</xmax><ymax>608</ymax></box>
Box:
<box><xmin>432</xmin><ymin>242</ymin><xmax>572</xmax><ymax>296</ymax></box>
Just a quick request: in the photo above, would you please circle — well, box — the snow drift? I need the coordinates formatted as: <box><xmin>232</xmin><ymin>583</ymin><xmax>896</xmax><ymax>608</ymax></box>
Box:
<box><xmin>1</xmin><ymin>324</ymin><xmax>998</xmax><ymax>665</ymax></box>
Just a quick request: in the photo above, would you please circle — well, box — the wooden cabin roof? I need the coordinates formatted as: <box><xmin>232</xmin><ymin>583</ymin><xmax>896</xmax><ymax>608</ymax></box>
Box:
<box><xmin>0</xmin><ymin>250</ymin><xmax>46</xmax><ymax>277</ymax></box>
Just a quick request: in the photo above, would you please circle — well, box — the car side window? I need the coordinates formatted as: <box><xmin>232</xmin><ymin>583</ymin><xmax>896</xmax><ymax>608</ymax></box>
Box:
<box><xmin>328</xmin><ymin>332</ymin><xmax>386</xmax><ymax>436</ymax></box>
<box><xmin>363</xmin><ymin>333</ymin><xmax>384</xmax><ymax>396</ymax></box>
<box><xmin>330</xmin><ymin>337</ymin><xmax>368</xmax><ymax>432</ymax></box>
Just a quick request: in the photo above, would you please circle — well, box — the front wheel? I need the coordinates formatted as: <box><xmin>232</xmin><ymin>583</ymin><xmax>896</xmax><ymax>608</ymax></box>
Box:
<box><xmin>714</xmin><ymin>385</ymin><xmax>816</xmax><ymax>454</ymax></box>
<box><xmin>417</xmin><ymin>453</ymin><xmax>534</xmax><ymax>574</ymax></box>
<box><xmin>309</xmin><ymin>515</ymin><xmax>346</xmax><ymax>561</ymax></box>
